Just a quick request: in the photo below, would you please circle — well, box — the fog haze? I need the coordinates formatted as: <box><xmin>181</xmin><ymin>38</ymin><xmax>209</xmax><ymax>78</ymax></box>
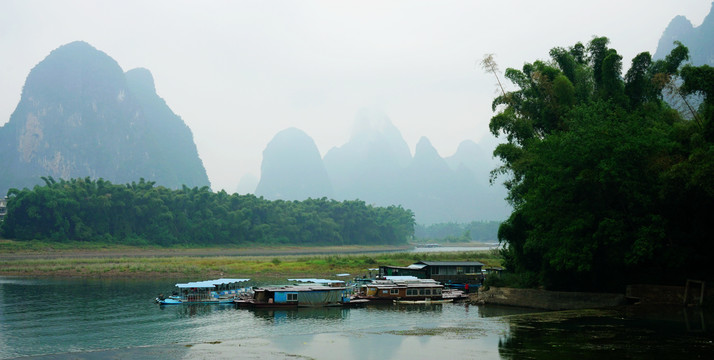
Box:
<box><xmin>0</xmin><ymin>0</ymin><xmax>710</xmax><ymax>191</ymax></box>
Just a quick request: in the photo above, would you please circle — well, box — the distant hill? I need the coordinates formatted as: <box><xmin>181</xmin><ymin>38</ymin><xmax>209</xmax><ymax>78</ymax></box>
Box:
<box><xmin>255</xmin><ymin>127</ymin><xmax>333</xmax><ymax>200</ymax></box>
<box><xmin>654</xmin><ymin>3</ymin><xmax>714</xmax><ymax>64</ymax></box>
<box><xmin>0</xmin><ymin>41</ymin><xmax>209</xmax><ymax>193</ymax></box>
<box><xmin>323</xmin><ymin>108</ymin><xmax>411</xmax><ymax>203</ymax></box>
<box><xmin>256</xmin><ymin>109</ymin><xmax>511</xmax><ymax>224</ymax></box>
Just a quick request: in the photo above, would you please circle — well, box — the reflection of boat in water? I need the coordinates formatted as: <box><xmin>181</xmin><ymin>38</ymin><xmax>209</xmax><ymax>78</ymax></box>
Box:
<box><xmin>155</xmin><ymin>278</ymin><xmax>250</xmax><ymax>305</ymax></box>
<box><xmin>162</xmin><ymin>303</ymin><xmax>236</xmax><ymax>317</ymax></box>
<box><xmin>251</xmin><ymin>306</ymin><xmax>350</xmax><ymax>322</ymax></box>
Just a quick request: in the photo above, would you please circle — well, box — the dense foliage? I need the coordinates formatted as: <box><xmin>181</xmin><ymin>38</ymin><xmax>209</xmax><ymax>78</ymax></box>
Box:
<box><xmin>490</xmin><ymin>38</ymin><xmax>714</xmax><ymax>291</ymax></box>
<box><xmin>414</xmin><ymin>221</ymin><xmax>500</xmax><ymax>242</ymax></box>
<box><xmin>0</xmin><ymin>177</ymin><xmax>415</xmax><ymax>246</ymax></box>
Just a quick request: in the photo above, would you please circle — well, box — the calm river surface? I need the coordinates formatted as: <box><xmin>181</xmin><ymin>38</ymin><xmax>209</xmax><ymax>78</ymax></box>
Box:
<box><xmin>1</xmin><ymin>276</ymin><xmax>712</xmax><ymax>359</ymax></box>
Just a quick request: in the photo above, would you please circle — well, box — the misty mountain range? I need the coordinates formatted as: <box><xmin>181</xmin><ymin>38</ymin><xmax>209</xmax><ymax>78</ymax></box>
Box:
<box><xmin>654</xmin><ymin>5</ymin><xmax>714</xmax><ymax>65</ymax></box>
<box><xmin>0</xmin><ymin>41</ymin><xmax>210</xmax><ymax>194</ymax></box>
<box><xmin>253</xmin><ymin>109</ymin><xmax>510</xmax><ymax>224</ymax></box>
<box><xmin>251</xmin><ymin>6</ymin><xmax>714</xmax><ymax>225</ymax></box>
<box><xmin>0</xmin><ymin>6</ymin><xmax>711</xmax><ymax>225</ymax></box>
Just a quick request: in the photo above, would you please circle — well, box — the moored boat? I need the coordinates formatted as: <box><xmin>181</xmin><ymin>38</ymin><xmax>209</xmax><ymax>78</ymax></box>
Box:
<box><xmin>394</xmin><ymin>298</ymin><xmax>454</xmax><ymax>304</ymax></box>
<box><xmin>234</xmin><ymin>283</ymin><xmax>352</xmax><ymax>309</ymax></box>
<box><xmin>155</xmin><ymin>278</ymin><xmax>250</xmax><ymax>305</ymax></box>
<box><xmin>354</xmin><ymin>277</ymin><xmax>448</xmax><ymax>304</ymax></box>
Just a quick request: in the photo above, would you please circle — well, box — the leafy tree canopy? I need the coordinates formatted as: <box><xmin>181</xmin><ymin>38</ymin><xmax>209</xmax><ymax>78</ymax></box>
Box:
<box><xmin>0</xmin><ymin>177</ymin><xmax>415</xmax><ymax>247</ymax></box>
<box><xmin>488</xmin><ymin>37</ymin><xmax>714</xmax><ymax>291</ymax></box>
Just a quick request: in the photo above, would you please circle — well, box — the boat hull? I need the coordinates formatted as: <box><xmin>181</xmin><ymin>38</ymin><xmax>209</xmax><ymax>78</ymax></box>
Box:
<box><xmin>156</xmin><ymin>298</ymin><xmax>235</xmax><ymax>305</ymax></box>
<box><xmin>394</xmin><ymin>298</ymin><xmax>453</xmax><ymax>304</ymax></box>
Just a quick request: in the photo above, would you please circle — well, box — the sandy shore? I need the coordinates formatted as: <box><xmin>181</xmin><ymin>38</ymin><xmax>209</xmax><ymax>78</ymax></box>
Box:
<box><xmin>0</xmin><ymin>244</ymin><xmax>412</xmax><ymax>260</ymax></box>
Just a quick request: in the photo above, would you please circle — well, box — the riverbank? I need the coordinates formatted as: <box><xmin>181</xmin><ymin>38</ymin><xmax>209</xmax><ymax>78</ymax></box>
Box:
<box><xmin>471</xmin><ymin>286</ymin><xmax>627</xmax><ymax>310</ymax></box>
<box><xmin>0</xmin><ymin>243</ymin><xmax>502</xmax><ymax>279</ymax></box>
<box><xmin>0</xmin><ymin>239</ymin><xmax>414</xmax><ymax>258</ymax></box>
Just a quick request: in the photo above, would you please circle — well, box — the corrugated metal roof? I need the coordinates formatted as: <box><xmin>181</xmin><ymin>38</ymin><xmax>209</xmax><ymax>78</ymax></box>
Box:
<box><xmin>288</xmin><ymin>278</ymin><xmax>345</xmax><ymax>284</ymax></box>
<box><xmin>384</xmin><ymin>276</ymin><xmax>419</xmax><ymax>281</ymax></box>
<box><xmin>414</xmin><ymin>261</ymin><xmax>485</xmax><ymax>266</ymax></box>
<box><xmin>175</xmin><ymin>278</ymin><xmax>250</xmax><ymax>288</ymax></box>
<box><xmin>256</xmin><ymin>285</ymin><xmax>346</xmax><ymax>292</ymax></box>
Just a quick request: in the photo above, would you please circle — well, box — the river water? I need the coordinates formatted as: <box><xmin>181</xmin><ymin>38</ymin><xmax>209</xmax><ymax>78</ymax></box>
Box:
<box><xmin>1</xmin><ymin>276</ymin><xmax>712</xmax><ymax>359</ymax></box>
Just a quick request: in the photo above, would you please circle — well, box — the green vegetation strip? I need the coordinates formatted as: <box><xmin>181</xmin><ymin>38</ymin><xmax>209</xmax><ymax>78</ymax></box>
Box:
<box><xmin>0</xmin><ymin>248</ymin><xmax>502</xmax><ymax>278</ymax></box>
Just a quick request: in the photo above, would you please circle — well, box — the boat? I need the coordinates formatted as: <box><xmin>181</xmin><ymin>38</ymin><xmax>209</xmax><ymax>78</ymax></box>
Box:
<box><xmin>353</xmin><ymin>277</ymin><xmax>449</xmax><ymax>304</ymax></box>
<box><xmin>415</xmin><ymin>243</ymin><xmax>441</xmax><ymax>248</ymax></box>
<box><xmin>234</xmin><ymin>282</ymin><xmax>353</xmax><ymax>309</ymax></box>
<box><xmin>394</xmin><ymin>298</ymin><xmax>454</xmax><ymax>304</ymax></box>
<box><xmin>155</xmin><ymin>278</ymin><xmax>250</xmax><ymax>305</ymax></box>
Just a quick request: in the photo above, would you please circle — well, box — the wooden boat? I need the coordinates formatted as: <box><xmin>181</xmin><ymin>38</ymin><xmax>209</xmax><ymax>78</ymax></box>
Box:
<box><xmin>155</xmin><ymin>278</ymin><xmax>250</xmax><ymax>305</ymax></box>
<box><xmin>234</xmin><ymin>283</ymin><xmax>352</xmax><ymax>309</ymax></box>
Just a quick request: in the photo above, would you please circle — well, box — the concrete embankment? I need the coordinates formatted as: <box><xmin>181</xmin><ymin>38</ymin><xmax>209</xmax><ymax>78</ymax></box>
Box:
<box><xmin>470</xmin><ymin>287</ymin><xmax>626</xmax><ymax>310</ymax></box>
<box><xmin>626</xmin><ymin>283</ymin><xmax>713</xmax><ymax>306</ymax></box>
<box><xmin>471</xmin><ymin>283</ymin><xmax>714</xmax><ymax>310</ymax></box>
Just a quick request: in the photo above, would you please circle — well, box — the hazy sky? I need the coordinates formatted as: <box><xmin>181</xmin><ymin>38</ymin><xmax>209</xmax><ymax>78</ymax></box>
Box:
<box><xmin>1</xmin><ymin>1</ymin><xmax>710</xmax><ymax>192</ymax></box>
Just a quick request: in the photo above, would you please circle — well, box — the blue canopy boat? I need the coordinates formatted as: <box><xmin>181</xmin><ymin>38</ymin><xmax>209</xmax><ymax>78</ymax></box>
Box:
<box><xmin>155</xmin><ymin>278</ymin><xmax>250</xmax><ymax>305</ymax></box>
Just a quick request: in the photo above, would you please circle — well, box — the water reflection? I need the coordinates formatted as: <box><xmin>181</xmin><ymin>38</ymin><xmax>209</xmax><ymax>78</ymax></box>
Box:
<box><xmin>498</xmin><ymin>307</ymin><xmax>714</xmax><ymax>359</ymax></box>
<box><xmin>250</xmin><ymin>306</ymin><xmax>349</xmax><ymax>323</ymax></box>
<box><xmin>159</xmin><ymin>303</ymin><xmax>235</xmax><ymax>318</ymax></box>
<box><xmin>477</xmin><ymin>304</ymin><xmax>546</xmax><ymax>318</ymax></box>
<box><xmin>6</xmin><ymin>276</ymin><xmax>711</xmax><ymax>359</ymax></box>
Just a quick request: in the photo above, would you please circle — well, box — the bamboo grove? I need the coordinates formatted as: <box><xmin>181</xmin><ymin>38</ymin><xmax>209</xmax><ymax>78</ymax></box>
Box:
<box><xmin>488</xmin><ymin>38</ymin><xmax>714</xmax><ymax>291</ymax></box>
<box><xmin>1</xmin><ymin>177</ymin><xmax>415</xmax><ymax>246</ymax></box>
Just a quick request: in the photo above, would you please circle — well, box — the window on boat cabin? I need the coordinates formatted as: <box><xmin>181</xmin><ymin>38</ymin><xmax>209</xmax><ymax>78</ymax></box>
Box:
<box><xmin>407</xmin><ymin>289</ymin><xmax>417</xmax><ymax>296</ymax></box>
<box><xmin>424</xmin><ymin>289</ymin><xmax>431</xmax><ymax>295</ymax></box>
<box><xmin>468</xmin><ymin>267</ymin><xmax>475</xmax><ymax>273</ymax></box>
<box><xmin>435</xmin><ymin>288</ymin><xmax>442</xmax><ymax>295</ymax></box>
<box><xmin>457</xmin><ymin>267</ymin><xmax>464</xmax><ymax>275</ymax></box>
<box><xmin>382</xmin><ymin>290</ymin><xmax>389</xmax><ymax>294</ymax></box>
<box><xmin>419</xmin><ymin>289</ymin><xmax>425</xmax><ymax>295</ymax></box>
<box><xmin>431</xmin><ymin>267</ymin><xmax>440</xmax><ymax>275</ymax></box>
<box><xmin>287</xmin><ymin>293</ymin><xmax>298</xmax><ymax>302</ymax></box>
<box><xmin>390</xmin><ymin>289</ymin><xmax>399</xmax><ymax>295</ymax></box>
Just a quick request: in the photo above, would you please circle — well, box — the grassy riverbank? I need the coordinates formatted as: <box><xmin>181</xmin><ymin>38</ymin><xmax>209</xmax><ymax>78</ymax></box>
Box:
<box><xmin>0</xmin><ymin>239</ymin><xmax>502</xmax><ymax>279</ymax></box>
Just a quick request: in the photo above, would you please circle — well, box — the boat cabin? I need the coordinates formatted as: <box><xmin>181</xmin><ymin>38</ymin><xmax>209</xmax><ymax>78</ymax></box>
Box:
<box><xmin>240</xmin><ymin>285</ymin><xmax>350</xmax><ymax>308</ymax></box>
<box><xmin>357</xmin><ymin>278</ymin><xmax>444</xmax><ymax>302</ymax></box>
<box><xmin>379</xmin><ymin>261</ymin><xmax>485</xmax><ymax>286</ymax></box>
<box><xmin>157</xmin><ymin>278</ymin><xmax>250</xmax><ymax>304</ymax></box>
<box><xmin>288</xmin><ymin>278</ymin><xmax>347</xmax><ymax>287</ymax></box>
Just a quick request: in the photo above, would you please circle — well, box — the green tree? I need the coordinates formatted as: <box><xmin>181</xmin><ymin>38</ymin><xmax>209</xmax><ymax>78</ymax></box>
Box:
<box><xmin>487</xmin><ymin>38</ymin><xmax>714</xmax><ymax>291</ymax></box>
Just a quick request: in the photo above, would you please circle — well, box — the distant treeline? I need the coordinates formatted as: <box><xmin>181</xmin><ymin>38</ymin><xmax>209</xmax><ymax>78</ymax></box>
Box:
<box><xmin>0</xmin><ymin>177</ymin><xmax>415</xmax><ymax>246</ymax></box>
<box><xmin>414</xmin><ymin>221</ymin><xmax>500</xmax><ymax>243</ymax></box>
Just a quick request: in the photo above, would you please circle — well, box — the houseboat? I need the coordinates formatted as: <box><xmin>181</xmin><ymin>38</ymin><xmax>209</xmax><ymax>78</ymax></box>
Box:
<box><xmin>354</xmin><ymin>277</ymin><xmax>448</xmax><ymax>304</ymax></box>
<box><xmin>394</xmin><ymin>298</ymin><xmax>453</xmax><ymax>304</ymax></box>
<box><xmin>379</xmin><ymin>261</ymin><xmax>485</xmax><ymax>291</ymax></box>
<box><xmin>234</xmin><ymin>284</ymin><xmax>352</xmax><ymax>309</ymax></box>
<box><xmin>155</xmin><ymin>278</ymin><xmax>250</xmax><ymax>305</ymax></box>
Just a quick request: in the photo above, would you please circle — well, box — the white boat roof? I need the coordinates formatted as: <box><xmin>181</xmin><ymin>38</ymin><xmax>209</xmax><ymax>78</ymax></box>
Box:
<box><xmin>175</xmin><ymin>278</ymin><xmax>250</xmax><ymax>288</ymax></box>
<box><xmin>384</xmin><ymin>276</ymin><xmax>419</xmax><ymax>281</ymax></box>
<box><xmin>288</xmin><ymin>278</ymin><xmax>345</xmax><ymax>284</ymax></box>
